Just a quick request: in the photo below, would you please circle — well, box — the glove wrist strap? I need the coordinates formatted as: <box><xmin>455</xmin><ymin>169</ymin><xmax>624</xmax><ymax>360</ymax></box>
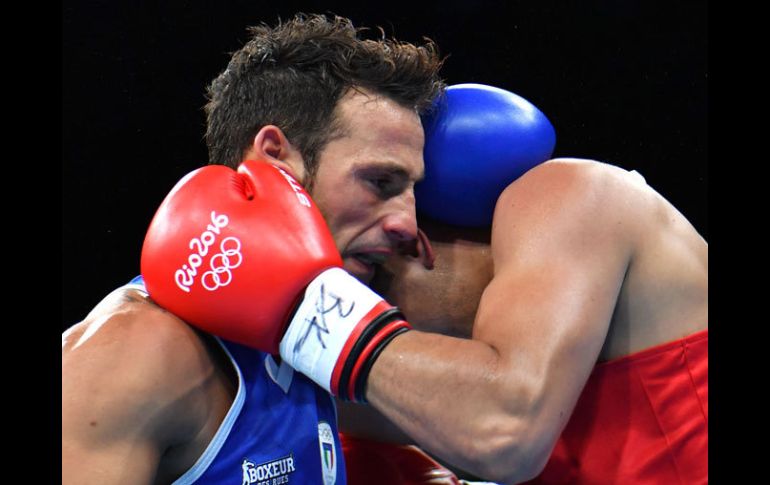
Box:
<box><xmin>279</xmin><ymin>267</ymin><xmax>385</xmax><ymax>393</ymax></box>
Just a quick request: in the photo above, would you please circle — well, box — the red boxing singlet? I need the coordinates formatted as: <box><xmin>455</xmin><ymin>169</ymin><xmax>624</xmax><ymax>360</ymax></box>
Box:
<box><xmin>525</xmin><ymin>329</ymin><xmax>708</xmax><ymax>484</ymax></box>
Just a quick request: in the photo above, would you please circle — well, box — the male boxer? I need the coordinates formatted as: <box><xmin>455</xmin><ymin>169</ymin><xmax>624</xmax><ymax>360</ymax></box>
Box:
<box><xmin>339</xmin><ymin>85</ymin><xmax>708</xmax><ymax>484</ymax></box>
<box><xmin>62</xmin><ymin>14</ymin><xmax>443</xmax><ymax>484</ymax></box>
<box><xmin>139</xmin><ymin>80</ymin><xmax>706</xmax><ymax>485</ymax></box>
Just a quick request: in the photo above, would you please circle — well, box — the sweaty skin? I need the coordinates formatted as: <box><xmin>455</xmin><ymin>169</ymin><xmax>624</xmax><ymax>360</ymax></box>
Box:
<box><xmin>338</xmin><ymin>158</ymin><xmax>708</xmax><ymax>483</ymax></box>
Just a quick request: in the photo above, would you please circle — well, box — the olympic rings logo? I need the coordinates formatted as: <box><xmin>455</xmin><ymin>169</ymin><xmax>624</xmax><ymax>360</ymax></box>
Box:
<box><xmin>201</xmin><ymin>237</ymin><xmax>243</xmax><ymax>291</ymax></box>
<box><xmin>175</xmin><ymin>211</ymin><xmax>243</xmax><ymax>293</ymax></box>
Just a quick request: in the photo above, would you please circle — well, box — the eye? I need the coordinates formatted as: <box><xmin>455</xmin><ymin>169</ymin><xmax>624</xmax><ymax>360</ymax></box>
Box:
<box><xmin>356</xmin><ymin>166</ymin><xmax>409</xmax><ymax>199</ymax></box>
<box><xmin>371</xmin><ymin>177</ymin><xmax>407</xmax><ymax>199</ymax></box>
<box><xmin>370</xmin><ymin>176</ymin><xmax>391</xmax><ymax>191</ymax></box>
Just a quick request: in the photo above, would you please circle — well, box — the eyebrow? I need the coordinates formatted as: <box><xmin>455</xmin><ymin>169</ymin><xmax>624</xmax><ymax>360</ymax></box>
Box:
<box><xmin>357</xmin><ymin>162</ymin><xmax>425</xmax><ymax>184</ymax></box>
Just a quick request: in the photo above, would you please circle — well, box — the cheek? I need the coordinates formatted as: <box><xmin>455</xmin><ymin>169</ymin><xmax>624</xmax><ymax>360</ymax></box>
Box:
<box><xmin>312</xmin><ymin>184</ymin><xmax>374</xmax><ymax>245</ymax></box>
<box><xmin>315</xmin><ymin>179</ymin><xmax>371</xmax><ymax>222</ymax></box>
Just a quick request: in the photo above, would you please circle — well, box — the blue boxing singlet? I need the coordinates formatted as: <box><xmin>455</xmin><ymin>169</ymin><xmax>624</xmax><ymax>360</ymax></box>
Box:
<box><xmin>125</xmin><ymin>276</ymin><xmax>346</xmax><ymax>485</ymax></box>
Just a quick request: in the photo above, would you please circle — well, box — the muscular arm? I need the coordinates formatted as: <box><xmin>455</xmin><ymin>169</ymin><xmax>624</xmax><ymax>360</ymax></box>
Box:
<box><xmin>62</xmin><ymin>290</ymin><xmax>210</xmax><ymax>484</ymax></box>
<box><xmin>366</xmin><ymin>160</ymin><xmax>637</xmax><ymax>483</ymax></box>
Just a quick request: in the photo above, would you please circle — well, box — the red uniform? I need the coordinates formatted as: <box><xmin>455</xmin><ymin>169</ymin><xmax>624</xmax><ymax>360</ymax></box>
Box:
<box><xmin>525</xmin><ymin>330</ymin><xmax>708</xmax><ymax>484</ymax></box>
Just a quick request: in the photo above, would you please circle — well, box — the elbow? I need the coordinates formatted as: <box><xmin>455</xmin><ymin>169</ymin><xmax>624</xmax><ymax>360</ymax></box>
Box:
<box><xmin>465</xmin><ymin>416</ymin><xmax>555</xmax><ymax>484</ymax></box>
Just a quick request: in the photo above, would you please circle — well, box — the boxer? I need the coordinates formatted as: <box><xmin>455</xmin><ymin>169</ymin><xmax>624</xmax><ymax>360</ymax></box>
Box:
<box><xmin>62</xmin><ymin>14</ymin><xmax>444</xmax><ymax>484</ymax></box>
<box><xmin>341</xmin><ymin>84</ymin><xmax>708</xmax><ymax>484</ymax></box>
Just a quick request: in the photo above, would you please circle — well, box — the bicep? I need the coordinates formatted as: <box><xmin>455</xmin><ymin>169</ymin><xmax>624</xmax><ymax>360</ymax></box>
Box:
<box><xmin>61</xmin><ymin>310</ymin><xmax>195</xmax><ymax>484</ymax></box>
<box><xmin>62</xmin><ymin>434</ymin><xmax>160</xmax><ymax>485</ymax></box>
<box><xmin>62</xmin><ymin>358</ymin><xmax>163</xmax><ymax>484</ymax></box>
<box><xmin>474</xmin><ymin>258</ymin><xmax>622</xmax><ymax>395</ymax></box>
<box><xmin>473</xmin><ymin>165</ymin><xmax>632</xmax><ymax>445</ymax></box>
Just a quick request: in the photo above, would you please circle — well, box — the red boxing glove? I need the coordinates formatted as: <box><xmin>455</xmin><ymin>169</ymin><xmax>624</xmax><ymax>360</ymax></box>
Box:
<box><xmin>141</xmin><ymin>160</ymin><xmax>410</xmax><ymax>401</ymax></box>
<box><xmin>141</xmin><ymin>160</ymin><xmax>341</xmax><ymax>353</ymax></box>
<box><xmin>340</xmin><ymin>433</ymin><xmax>462</xmax><ymax>485</ymax></box>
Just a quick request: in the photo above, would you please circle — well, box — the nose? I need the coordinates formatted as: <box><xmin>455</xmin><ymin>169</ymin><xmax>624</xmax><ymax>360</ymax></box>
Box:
<box><xmin>381</xmin><ymin>194</ymin><xmax>418</xmax><ymax>246</ymax></box>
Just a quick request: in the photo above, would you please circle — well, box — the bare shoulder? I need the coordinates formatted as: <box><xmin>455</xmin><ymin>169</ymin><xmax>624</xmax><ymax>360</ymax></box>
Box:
<box><xmin>496</xmin><ymin>158</ymin><xmax>655</xmax><ymax>216</ymax></box>
<box><xmin>62</xmin><ymin>286</ymin><xmax>216</xmax><ymax>447</ymax></box>
<box><xmin>63</xmin><ymin>286</ymin><xmax>214</xmax><ymax>385</ymax></box>
<box><xmin>490</xmin><ymin>158</ymin><xmax>655</xmax><ymax>260</ymax></box>
<box><xmin>491</xmin><ymin>158</ymin><xmax>708</xmax><ymax>357</ymax></box>
<box><xmin>496</xmin><ymin>157</ymin><xmax>706</xmax><ymax>251</ymax></box>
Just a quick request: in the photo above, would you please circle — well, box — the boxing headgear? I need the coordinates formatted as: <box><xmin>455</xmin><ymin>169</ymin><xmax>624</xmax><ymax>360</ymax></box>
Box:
<box><xmin>416</xmin><ymin>83</ymin><xmax>556</xmax><ymax>227</ymax></box>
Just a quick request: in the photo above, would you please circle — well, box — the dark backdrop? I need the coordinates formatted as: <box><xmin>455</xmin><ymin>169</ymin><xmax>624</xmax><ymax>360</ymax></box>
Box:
<box><xmin>62</xmin><ymin>0</ymin><xmax>708</xmax><ymax>331</ymax></box>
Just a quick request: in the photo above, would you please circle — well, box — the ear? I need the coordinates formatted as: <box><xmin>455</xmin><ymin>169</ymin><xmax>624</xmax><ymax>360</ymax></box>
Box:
<box><xmin>243</xmin><ymin>125</ymin><xmax>307</xmax><ymax>183</ymax></box>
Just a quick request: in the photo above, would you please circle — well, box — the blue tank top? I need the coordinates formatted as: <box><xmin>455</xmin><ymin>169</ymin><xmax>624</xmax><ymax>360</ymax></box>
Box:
<box><xmin>126</xmin><ymin>276</ymin><xmax>346</xmax><ymax>485</ymax></box>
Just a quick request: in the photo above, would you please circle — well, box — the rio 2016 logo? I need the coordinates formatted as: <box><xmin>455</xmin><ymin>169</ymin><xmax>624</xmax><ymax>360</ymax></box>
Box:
<box><xmin>175</xmin><ymin>211</ymin><xmax>242</xmax><ymax>293</ymax></box>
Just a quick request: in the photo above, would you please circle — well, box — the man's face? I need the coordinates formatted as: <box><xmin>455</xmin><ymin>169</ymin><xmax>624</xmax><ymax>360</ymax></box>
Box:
<box><xmin>308</xmin><ymin>89</ymin><xmax>425</xmax><ymax>284</ymax></box>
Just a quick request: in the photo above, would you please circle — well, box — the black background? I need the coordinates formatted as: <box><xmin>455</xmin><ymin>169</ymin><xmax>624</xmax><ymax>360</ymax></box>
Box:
<box><xmin>62</xmin><ymin>0</ymin><xmax>708</xmax><ymax>331</ymax></box>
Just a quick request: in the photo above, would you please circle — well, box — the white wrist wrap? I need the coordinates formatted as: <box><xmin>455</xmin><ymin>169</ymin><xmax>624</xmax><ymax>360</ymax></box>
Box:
<box><xmin>279</xmin><ymin>267</ymin><xmax>384</xmax><ymax>393</ymax></box>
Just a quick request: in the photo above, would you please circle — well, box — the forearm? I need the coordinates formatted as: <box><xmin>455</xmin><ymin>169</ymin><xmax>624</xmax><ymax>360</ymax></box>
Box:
<box><xmin>365</xmin><ymin>330</ymin><xmax>541</xmax><ymax>483</ymax></box>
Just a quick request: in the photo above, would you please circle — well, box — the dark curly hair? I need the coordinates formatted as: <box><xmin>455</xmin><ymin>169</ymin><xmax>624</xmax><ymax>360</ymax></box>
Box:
<box><xmin>204</xmin><ymin>13</ymin><xmax>445</xmax><ymax>179</ymax></box>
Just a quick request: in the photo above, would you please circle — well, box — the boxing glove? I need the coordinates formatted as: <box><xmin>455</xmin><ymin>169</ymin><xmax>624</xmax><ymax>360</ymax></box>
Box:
<box><xmin>141</xmin><ymin>160</ymin><xmax>410</xmax><ymax>402</ymax></box>
<box><xmin>417</xmin><ymin>83</ymin><xmax>556</xmax><ymax>227</ymax></box>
